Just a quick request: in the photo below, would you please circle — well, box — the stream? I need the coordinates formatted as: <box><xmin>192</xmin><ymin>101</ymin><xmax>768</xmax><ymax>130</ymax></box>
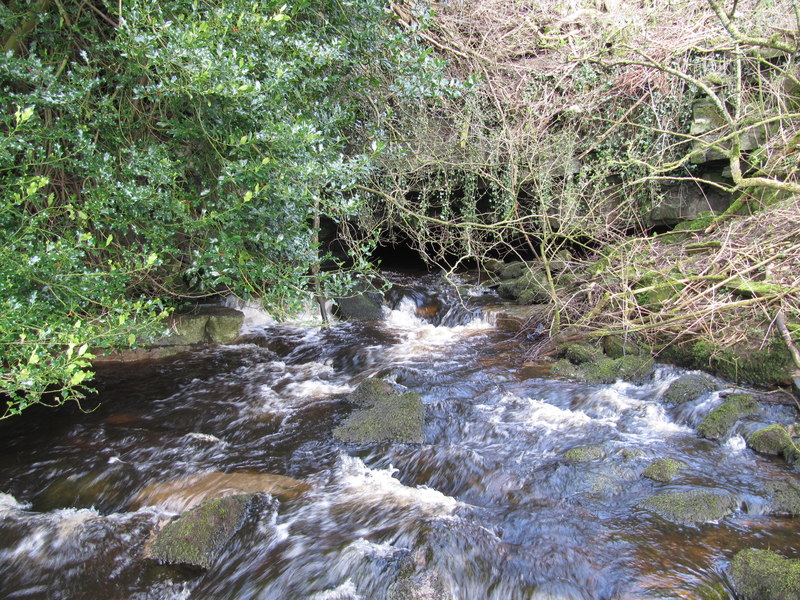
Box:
<box><xmin>0</xmin><ymin>271</ymin><xmax>798</xmax><ymax>600</ymax></box>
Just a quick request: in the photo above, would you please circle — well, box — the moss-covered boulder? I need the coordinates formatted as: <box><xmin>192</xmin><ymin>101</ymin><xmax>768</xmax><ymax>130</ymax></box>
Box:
<box><xmin>333</xmin><ymin>289</ymin><xmax>385</xmax><ymax>321</ymax></box>
<box><xmin>497</xmin><ymin>270</ymin><xmax>551</xmax><ymax>304</ymax></box>
<box><xmin>563</xmin><ymin>445</ymin><xmax>605</xmax><ymax>463</ymax></box>
<box><xmin>767</xmin><ymin>479</ymin><xmax>800</xmax><ymax>516</ymax></box>
<box><xmin>144</xmin><ymin>494</ymin><xmax>254</xmax><ymax>570</ymax></box>
<box><xmin>642</xmin><ymin>458</ymin><xmax>687</xmax><ymax>483</ymax></box>
<box><xmin>564</xmin><ymin>343</ymin><xmax>603</xmax><ymax>365</ymax></box>
<box><xmin>729</xmin><ymin>548</ymin><xmax>800</xmax><ymax>600</ymax></box>
<box><xmin>334</xmin><ymin>380</ymin><xmax>424</xmax><ymax>444</ymax></box>
<box><xmin>747</xmin><ymin>425</ymin><xmax>800</xmax><ymax>464</ymax></box>
<box><xmin>661</xmin><ymin>337</ymin><xmax>796</xmax><ymax>387</ymax></box>
<box><xmin>662</xmin><ymin>374</ymin><xmax>719</xmax><ymax>405</ymax></box>
<box><xmin>552</xmin><ymin>355</ymin><xmax>654</xmax><ymax>385</ymax></box>
<box><xmin>154</xmin><ymin>306</ymin><xmax>245</xmax><ymax>346</ymax></box>
<box><xmin>602</xmin><ymin>335</ymin><xmax>645</xmax><ymax>359</ymax></box>
<box><xmin>499</xmin><ymin>261</ymin><xmax>528</xmax><ymax>280</ymax></box>
<box><xmin>347</xmin><ymin>378</ymin><xmax>398</xmax><ymax>408</ymax></box>
<box><xmin>640</xmin><ymin>490</ymin><xmax>737</xmax><ymax>525</ymax></box>
<box><xmin>697</xmin><ymin>394</ymin><xmax>759</xmax><ymax>440</ymax></box>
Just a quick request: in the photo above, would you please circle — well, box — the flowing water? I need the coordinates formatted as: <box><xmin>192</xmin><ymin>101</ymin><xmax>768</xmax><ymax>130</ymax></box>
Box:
<box><xmin>0</xmin><ymin>271</ymin><xmax>798</xmax><ymax>600</ymax></box>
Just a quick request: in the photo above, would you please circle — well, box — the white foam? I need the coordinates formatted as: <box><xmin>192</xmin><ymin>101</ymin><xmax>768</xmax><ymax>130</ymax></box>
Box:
<box><xmin>0</xmin><ymin>492</ymin><xmax>29</xmax><ymax>513</ymax></box>
<box><xmin>309</xmin><ymin>580</ymin><xmax>361</xmax><ymax>600</ymax></box>
<box><xmin>337</xmin><ymin>456</ymin><xmax>459</xmax><ymax>515</ymax></box>
<box><xmin>182</xmin><ymin>432</ymin><xmax>224</xmax><ymax>444</ymax></box>
<box><xmin>725</xmin><ymin>434</ymin><xmax>747</xmax><ymax>453</ymax></box>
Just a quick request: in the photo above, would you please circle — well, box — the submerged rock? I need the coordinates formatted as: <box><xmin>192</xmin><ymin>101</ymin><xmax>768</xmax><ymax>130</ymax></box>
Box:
<box><xmin>640</xmin><ymin>489</ymin><xmax>737</xmax><ymax>525</ymax></box>
<box><xmin>767</xmin><ymin>479</ymin><xmax>800</xmax><ymax>516</ymax></box>
<box><xmin>642</xmin><ymin>458</ymin><xmax>687</xmax><ymax>483</ymax></box>
<box><xmin>563</xmin><ymin>445</ymin><xmax>604</xmax><ymax>463</ymax></box>
<box><xmin>389</xmin><ymin>569</ymin><xmax>453</xmax><ymax>600</ymax></box>
<box><xmin>131</xmin><ymin>471</ymin><xmax>309</xmax><ymax>513</ymax></box>
<box><xmin>662</xmin><ymin>374</ymin><xmax>718</xmax><ymax>405</ymax></box>
<box><xmin>697</xmin><ymin>394</ymin><xmax>759</xmax><ymax>440</ymax></box>
<box><xmin>729</xmin><ymin>548</ymin><xmax>800</xmax><ymax>600</ymax></box>
<box><xmin>144</xmin><ymin>494</ymin><xmax>254</xmax><ymax>569</ymax></box>
<box><xmin>747</xmin><ymin>425</ymin><xmax>800</xmax><ymax>464</ymax></box>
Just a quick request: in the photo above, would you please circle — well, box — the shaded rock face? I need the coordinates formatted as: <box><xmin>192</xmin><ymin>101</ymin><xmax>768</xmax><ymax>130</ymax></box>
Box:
<box><xmin>729</xmin><ymin>548</ymin><xmax>800</xmax><ymax>600</ymax></box>
<box><xmin>156</xmin><ymin>306</ymin><xmax>245</xmax><ymax>346</ymax></box>
<box><xmin>697</xmin><ymin>394</ymin><xmax>759</xmax><ymax>440</ymax></box>
<box><xmin>333</xmin><ymin>378</ymin><xmax>424</xmax><ymax>444</ymax></box>
<box><xmin>131</xmin><ymin>471</ymin><xmax>309</xmax><ymax>513</ymax></box>
<box><xmin>662</xmin><ymin>374</ymin><xmax>719</xmax><ymax>405</ymax></box>
<box><xmin>639</xmin><ymin>490</ymin><xmax>737</xmax><ymax>525</ymax></box>
<box><xmin>144</xmin><ymin>494</ymin><xmax>255</xmax><ymax>570</ymax></box>
<box><xmin>333</xmin><ymin>282</ymin><xmax>385</xmax><ymax>321</ymax></box>
<box><xmin>642</xmin><ymin>458</ymin><xmax>687</xmax><ymax>483</ymax></box>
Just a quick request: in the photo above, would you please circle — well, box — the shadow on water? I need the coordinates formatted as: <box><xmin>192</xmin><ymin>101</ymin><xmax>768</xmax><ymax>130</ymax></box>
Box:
<box><xmin>0</xmin><ymin>271</ymin><xmax>798</xmax><ymax>599</ymax></box>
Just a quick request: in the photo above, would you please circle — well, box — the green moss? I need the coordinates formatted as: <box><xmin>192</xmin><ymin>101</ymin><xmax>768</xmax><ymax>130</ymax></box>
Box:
<box><xmin>642</xmin><ymin>458</ymin><xmax>687</xmax><ymax>482</ymax></box>
<box><xmin>563</xmin><ymin>445</ymin><xmax>604</xmax><ymax>463</ymax></box>
<box><xmin>662</xmin><ymin>374</ymin><xmax>719</xmax><ymax>405</ymax></box>
<box><xmin>146</xmin><ymin>494</ymin><xmax>252</xmax><ymax>569</ymax></box>
<box><xmin>697</xmin><ymin>394</ymin><xmax>759</xmax><ymax>440</ymax></box>
<box><xmin>767</xmin><ymin>479</ymin><xmax>800</xmax><ymax>516</ymax></box>
<box><xmin>662</xmin><ymin>336</ymin><xmax>795</xmax><ymax>387</ymax></box>
<box><xmin>552</xmin><ymin>355</ymin><xmax>654</xmax><ymax>385</ymax></box>
<box><xmin>602</xmin><ymin>335</ymin><xmax>644</xmax><ymax>359</ymax></box>
<box><xmin>348</xmin><ymin>378</ymin><xmax>397</xmax><ymax>408</ymax></box>
<box><xmin>640</xmin><ymin>490</ymin><xmax>737</xmax><ymax>525</ymax></box>
<box><xmin>747</xmin><ymin>425</ymin><xmax>800</xmax><ymax>463</ymax></box>
<box><xmin>551</xmin><ymin>358</ymin><xmax>579</xmax><ymax>379</ymax></box>
<box><xmin>724</xmin><ymin>279</ymin><xmax>789</xmax><ymax>298</ymax></box>
<box><xmin>564</xmin><ymin>343</ymin><xmax>603</xmax><ymax>365</ymax></box>
<box><xmin>616</xmin><ymin>355</ymin><xmax>655</xmax><ymax>384</ymax></box>
<box><xmin>334</xmin><ymin>392</ymin><xmax>424</xmax><ymax>444</ymax></box>
<box><xmin>729</xmin><ymin>548</ymin><xmax>800</xmax><ymax>600</ymax></box>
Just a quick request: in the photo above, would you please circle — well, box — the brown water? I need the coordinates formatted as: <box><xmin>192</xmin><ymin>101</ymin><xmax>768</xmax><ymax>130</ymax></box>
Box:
<box><xmin>0</xmin><ymin>272</ymin><xmax>797</xmax><ymax>600</ymax></box>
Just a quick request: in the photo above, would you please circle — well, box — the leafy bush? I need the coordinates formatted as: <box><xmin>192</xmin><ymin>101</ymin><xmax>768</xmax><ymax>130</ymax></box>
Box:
<box><xmin>0</xmin><ymin>0</ymin><xmax>459</xmax><ymax>416</ymax></box>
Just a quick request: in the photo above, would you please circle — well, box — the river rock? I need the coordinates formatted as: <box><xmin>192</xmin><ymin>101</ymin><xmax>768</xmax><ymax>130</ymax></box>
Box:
<box><xmin>563</xmin><ymin>445</ymin><xmax>604</xmax><ymax>463</ymax></box>
<box><xmin>697</xmin><ymin>393</ymin><xmax>759</xmax><ymax>440</ymax></box>
<box><xmin>551</xmin><ymin>354</ymin><xmax>654</xmax><ymax>385</ymax></box>
<box><xmin>746</xmin><ymin>424</ymin><xmax>800</xmax><ymax>464</ymax></box>
<box><xmin>131</xmin><ymin>471</ymin><xmax>309</xmax><ymax>512</ymax></box>
<box><xmin>662</xmin><ymin>374</ymin><xmax>719</xmax><ymax>405</ymax></box>
<box><xmin>767</xmin><ymin>479</ymin><xmax>800</xmax><ymax>516</ymax></box>
<box><xmin>333</xmin><ymin>378</ymin><xmax>424</xmax><ymax>444</ymax></box>
<box><xmin>729</xmin><ymin>548</ymin><xmax>800</xmax><ymax>600</ymax></box>
<box><xmin>639</xmin><ymin>489</ymin><xmax>737</xmax><ymax>525</ymax></box>
<box><xmin>333</xmin><ymin>282</ymin><xmax>385</xmax><ymax>321</ymax></box>
<box><xmin>155</xmin><ymin>306</ymin><xmax>245</xmax><ymax>346</ymax></box>
<box><xmin>389</xmin><ymin>569</ymin><xmax>453</xmax><ymax>600</ymax></box>
<box><xmin>144</xmin><ymin>494</ymin><xmax>254</xmax><ymax>570</ymax></box>
<box><xmin>642</xmin><ymin>458</ymin><xmax>687</xmax><ymax>483</ymax></box>
<box><xmin>601</xmin><ymin>335</ymin><xmax>645</xmax><ymax>359</ymax></box>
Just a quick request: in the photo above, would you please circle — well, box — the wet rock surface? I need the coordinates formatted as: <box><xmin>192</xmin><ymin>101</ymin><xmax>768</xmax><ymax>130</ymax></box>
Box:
<box><xmin>639</xmin><ymin>490</ymin><xmax>737</xmax><ymax>525</ymax></box>
<box><xmin>729</xmin><ymin>548</ymin><xmax>800</xmax><ymax>600</ymax></box>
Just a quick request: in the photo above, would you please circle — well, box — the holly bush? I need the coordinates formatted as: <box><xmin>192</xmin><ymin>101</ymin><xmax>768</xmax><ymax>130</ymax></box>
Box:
<box><xmin>0</xmin><ymin>0</ymin><xmax>465</xmax><ymax>416</ymax></box>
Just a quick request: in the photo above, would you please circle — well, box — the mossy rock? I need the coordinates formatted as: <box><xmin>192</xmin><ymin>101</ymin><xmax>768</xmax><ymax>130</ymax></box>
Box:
<box><xmin>697</xmin><ymin>394</ymin><xmax>759</xmax><ymax>440</ymax></box>
<box><xmin>152</xmin><ymin>306</ymin><xmax>244</xmax><ymax>347</ymax></box>
<box><xmin>563</xmin><ymin>445</ymin><xmax>604</xmax><ymax>463</ymax></box>
<box><xmin>662</xmin><ymin>374</ymin><xmax>719</xmax><ymax>405</ymax></box>
<box><xmin>334</xmin><ymin>291</ymin><xmax>385</xmax><ymax>321</ymax></box>
<box><xmin>204</xmin><ymin>307</ymin><xmax>245</xmax><ymax>344</ymax></box>
<box><xmin>552</xmin><ymin>355</ymin><xmax>654</xmax><ymax>385</ymax></box>
<box><xmin>499</xmin><ymin>261</ymin><xmax>528</xmax><ymax>280</ymax></box>
<box><xmin>564</xmin><ymin>343</ymin><xmax>603</xmax><ymax>365</ymax></box>
<box><xmin>640</xmin><ymin>490</ymin><xmax>737</xmax><ymax>525</ymax></box>
<box><xmin>729</xmin><ymin>548</ymin><xmax>800</xmax><ymax>600</ymax></box>
<box><xmin>767</xmin><ymin>479</ymin><xmax>800</xmax><ymax>516</ymax></box>
<box><xmin>348</xmin><ymin>378</ymin><xmax>398</xmax><ymax>408</ymax></box>
<box><xmin>498</xmin><ymin>270</ymin><xmax>550</xmax><ymax>304</ymax></box>
<box><xmin>642</xmin><ymin>458</ymin><xmax>687</xmax><ymax>483</ymax></box>
<box><xmin>334</xmin><ymin>392</ymin><xmax>424</xmax><ymax>444</ymax></box>
<box><xmin>747</xmin><ymin>425</ymin><xmax>800</xmax><ymax>464</ymax></box>
<box><xmin>662</xmin><ymin>337</ymin><xmax>796</xmax><ymax>387</ymax></box>
<box><xmin>145</xmin><ymin>494</ymin><xmax>254</xmax><ymax>570</ymax></box>
<box><xmin>602</xmin><ymin>335</ymin><xmax>645</xmax><ymax>359</ymax></box>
